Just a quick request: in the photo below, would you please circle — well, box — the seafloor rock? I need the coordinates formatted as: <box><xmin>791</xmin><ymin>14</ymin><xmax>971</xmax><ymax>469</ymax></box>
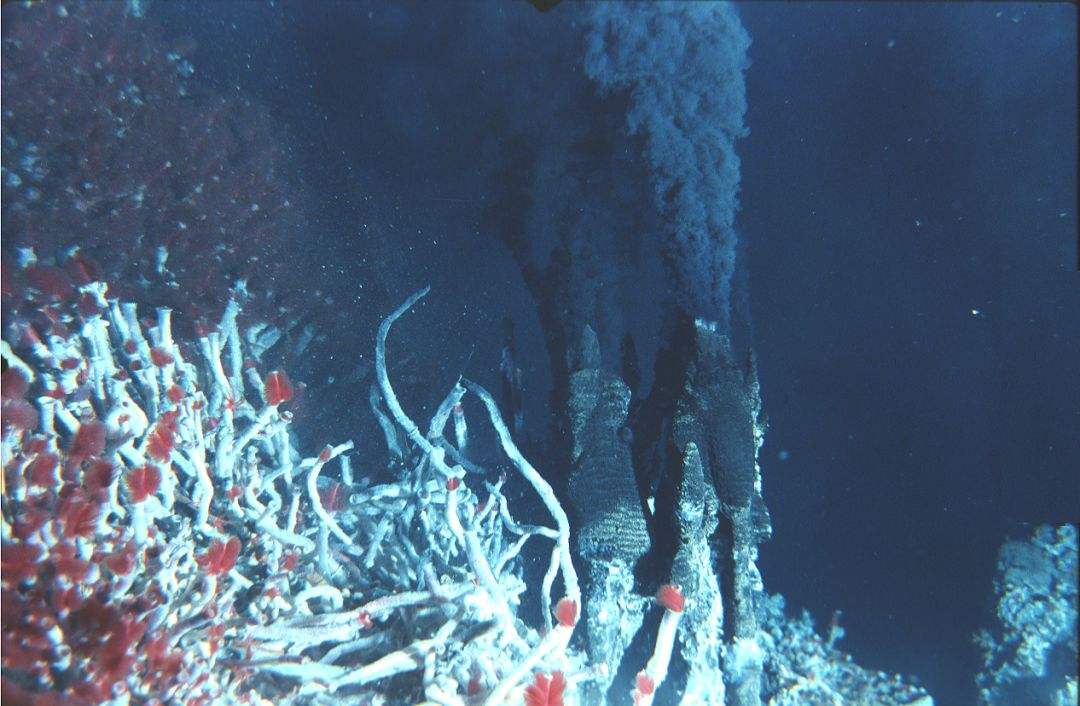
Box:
<box><xmin>568</xmin><ymin>325</ymin><xmax>650</xmax><ymax>567</ymax></box>
<box><xmin>670</xmin><ymin>441</ymin><xmax>725</xmax><ymax>705</ymax></box>
<box><xmin>759</xmin><ymin>594</ymin><xmax>935</xmax><ymax>706</ymax></box>
<box><xmin>975</xmin><ymin>523</ymin><xmax>1078</xmax><ymax>706</ymax></box>
<box><xmin>670</xmin><ymin>319</ymin><xmax>771</xmax><ymax>706</ymax></box>
<box><xmin>567</xmin><ymin>324</ymin><xmax>651</xmax><ymax>703</ymax></box>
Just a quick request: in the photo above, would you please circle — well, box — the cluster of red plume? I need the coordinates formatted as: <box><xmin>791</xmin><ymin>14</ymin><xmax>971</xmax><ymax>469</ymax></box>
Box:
<box><xmin>196</xmin><ymin>538</ymin><xmax>242</xmax><ymax>577</ymax></box>
<box><xmin>524</xmin><ymin>670</ymin><xmax>567</xmax><ymax>706</ymax></box>
<box><xmin>0</xmin><ymin>284</ymin><xmax>297</xmax><ymax>703</ymax></box>
<box><xmin>1</xmin><ymin>365</ymin><xmax>189</xmax><ymax>703</ymax></box>
<box><xmin>0</xmin><ymin>0</ymin><xmax>298</xmax><ymax>335</ymax></box>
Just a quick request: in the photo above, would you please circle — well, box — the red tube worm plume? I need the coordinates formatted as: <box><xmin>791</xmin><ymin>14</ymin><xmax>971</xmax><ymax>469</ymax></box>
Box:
<box><xmin>76</xmin><ymin>291</ymin><xmax>102</xmax><ymax>317</ymax></box>
<box><xmin>634</xmin><ymin>671</ymin><xmax>657</xmax><ymax>703</ymax></box>
<box><xmin>96</xmin><ymin>615</ymin><xmax>148</xmax><ymax>689</ymax></box>
<box><xmin>197</xmin><ymin>537</ymin><xmax>241</xmax><ymax>576</ymax></box>
<box><xmin>2</xmin><ymin>397</ymin><xmax>38</xmax><ymax>433</ymax></box>
<box><xmin>318</xmin><ymin>444</ymin><xmax>333</xmax><ymax>463</ymax></box>
<box><xmin>144</xmin><ymin>631</ymin><xmax>185</xmax><ymax>687</ymax></box>
<box><xmin>60</xmin><ymin>493</ymin><xmax>102</xmax><ymax>539</ymax></box>
<box><xmin>24</xmin><ymin>436</ymin><xmax>47</xmax><ymax>454</ymax></box>
<box><xmin>27</xmin><ymin>452</ymin><xmax>60</xmax><ymax>488</ymax></box>
<box><xmin>166</xmin><ymin>384</ymin><xmax>186</xmax><ymax>403</ymax></box>
<box><xmin>149</xmin><ymin>346</ymin><xmax>174</xmax><ymax>367</ymax></box>
<box><xmin>319</xmin><ymin>481</ymin><xmax>348</xmax><ymax>513</ymax></box>
<box><xmin>636</xmin><ymin>671</ymin><xmax>656</xmax><ymax>694</ymax></box>
<box><xmin>84</xmin><ymin>458</ymin><xmax>116</xmax><ymax>492</ymax></box>
<box><xmin>0</xmin><ymin>542</ymin><xmax>42</xmax><ymax>584</ymax></box>
<box><xmin>42</xmin><ymin>387</ymin><xmax>66</xmax><ymax>401</ymax></box>
<box><xmin>524</xmin><ymin>671</ymin><xmax>567</xmax><ymax>706</ymax></box>
<box><xmin>145</xmin><ymin>424</ymin><xmax>174</xmax><ymax>461</ymax></box>
<box><xmin>9</xmin><ymin>503</ymin><xmax>48</xmax><ymax>542</ymax></box>
<box><xmin>656</xmin><ymin>584</ymin><xmax>686</xmax><ymax>613</ymax></box>
<box><xmin>445</xmin><ymin>476</ymin><xmax>461</xmax><ymax>491</ymax></box>
<box><xmin>264</xmin><ymin>370</ymin><xmax>294</xmax><ymax>406</ymax></box>
<box><xmin>125</xmin><ymin>465</ymin><xmax>162</xmax><ymax>503</ymax></box>
<box><xmin>357</xmin><ymin>611</ymin><xmax>374</xmax><ymax>630</ymax></box>
<box><xmin>106</xmin><ymin>543</ymin><xmax>136</xmax><ymax>576</ymax></box>
<box><xmin>68</xmin><ymin>420</ymin><xmax>106</xmax><ymax>468</ymax></box>
<box><xmin>555</xmin><ymin>596</ymin><xmax>579</xmax><ymax>628</ymax></box>
<box><xmin>206</xmin><ymin>623</ymin><xmax>229</xmax><ymax>655</ymax></box>
<box><xmin>1</xmin><ymin>368</ymin><xmax>30</xmax><ymax>398</ymax></box>
<box><xmin>24</xmin><ymin>265</ymin><xmax>75</xmax><ymax>301</ymax></box>
<box><xmin>145</xmin><ymin>412</ymin><xmax>179</xmax><ymax>462</ymax></box>
<box><xmin>53</xmin><ymin>543</ymin><xmax>91</xmax><ymax>583</ymax></box>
